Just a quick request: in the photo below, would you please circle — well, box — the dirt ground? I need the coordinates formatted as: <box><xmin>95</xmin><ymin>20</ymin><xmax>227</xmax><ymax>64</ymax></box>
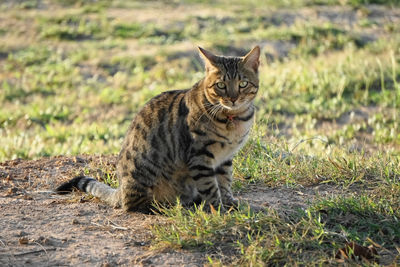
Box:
<box><xmin>0</xmin><ymin>155</ymin><xmax>347</xmax><ymax>266</ymax></box>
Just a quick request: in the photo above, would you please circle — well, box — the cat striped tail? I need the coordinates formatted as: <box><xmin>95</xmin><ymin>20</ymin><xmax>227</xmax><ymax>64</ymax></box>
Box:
<box><xmin>55</xmin><ymin>176</ymin><xmax>120</xmax><ymax>208</ymax></box>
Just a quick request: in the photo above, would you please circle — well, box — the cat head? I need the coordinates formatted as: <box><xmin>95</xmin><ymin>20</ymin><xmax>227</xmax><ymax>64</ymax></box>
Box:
<box><xmin>199</xmin><ymin>46</ymin><xmax>260</xmax><ymax>112</ymax></box>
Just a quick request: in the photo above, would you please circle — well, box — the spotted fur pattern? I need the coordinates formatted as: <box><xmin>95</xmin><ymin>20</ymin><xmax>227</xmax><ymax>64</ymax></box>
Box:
<box><xmin>56</xmin><ymin>46</ymin><xmax>260</xmax><ymax>212</ymax></box>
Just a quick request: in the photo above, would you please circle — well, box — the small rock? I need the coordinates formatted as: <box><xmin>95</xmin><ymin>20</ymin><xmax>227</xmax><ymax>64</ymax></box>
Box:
<box><xmin>72</xmin><ymin>218</ymin><xmax>80</xmax><ymax>225</ymax></box>
<box><xmin>43</xmin><ymin>238</ymin><xmax>51</xmax><ymax>245</ymax></box>
<box><xmin>133</xmin><ymin>241</ymin><xmax>146</xmax><ymax>246</ymax></box>
<box><xmin>35</xmin><ymin>236</ymin><xmax>56</xmax><ymax>246</ymax></box>
<box><xmin>23</xmin><ymin>194</ymin><xmax>33</xmax><ymax>200</ymax></box>
<box><xmin>18</xmin><ymin>231</ymin><xmax>28</xmax><ymax>237</ymax></box>
<box><xmin>6</xmin><ymin>187</ymin><xmax>18</xmax><ymax>196</ymax></box>
<box><xmin>73</xmin><ymin>156</ymin><xmax>87</xmax><ymax>164</ymax></box>
<box><xmin>336</xmin><ymin>242</ymin><xmax>378</xmax><ymax>261</ymax></box>
<box><xmin>19</xmin><ymin>237</ymin><xmax>29</xmax><ymax>245</ymax></box>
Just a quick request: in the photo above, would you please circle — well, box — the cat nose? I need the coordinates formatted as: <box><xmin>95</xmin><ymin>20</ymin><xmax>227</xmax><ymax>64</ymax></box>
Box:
<box><xmin>230</xmin><ymin>97</ymin><xmax>238</xmax><ymax>104</ymax></box>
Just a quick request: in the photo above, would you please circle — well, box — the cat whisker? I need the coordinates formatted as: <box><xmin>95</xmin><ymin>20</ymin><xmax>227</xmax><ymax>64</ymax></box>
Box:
<box><xmin>194</xmin><ymin>104</ymin><xmax>217</xmax><ymax>126</ymax></box>
<box><xmin>209</xmin><ymin>104</ymin><xmax>223</xmax><ymax>120</ymax></box>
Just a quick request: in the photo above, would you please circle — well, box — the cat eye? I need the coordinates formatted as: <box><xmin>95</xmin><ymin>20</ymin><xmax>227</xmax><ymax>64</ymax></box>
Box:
<box><xmin>239</xmin><ymin>81</ymin><xmax>248</xmax><ymax>88</ymax></box>
<box><xmin>216</xmin><ymin>82</ymin><xmax>226</xmax><ymax>89</ymax></box>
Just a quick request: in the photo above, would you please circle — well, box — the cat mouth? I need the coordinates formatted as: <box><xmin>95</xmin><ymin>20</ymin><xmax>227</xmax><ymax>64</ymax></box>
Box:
<box><xmin>220</xmin><ymin>102</ymin><xmax>246</xmax><ymax>111</ymax></box>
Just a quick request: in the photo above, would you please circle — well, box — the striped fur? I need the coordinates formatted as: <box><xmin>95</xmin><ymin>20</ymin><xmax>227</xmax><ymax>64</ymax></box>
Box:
<box><xmin>56</xmin><ymin>46</ymin><xmax>260</xmax><ymax>212</ymax></box>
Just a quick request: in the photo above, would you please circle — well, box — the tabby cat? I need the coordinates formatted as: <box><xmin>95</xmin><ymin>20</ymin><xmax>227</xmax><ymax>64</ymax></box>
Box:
<box><xmin>56</xmin><ymin>46</ymin><xmax>260</xmax><ymax>212</ymax></box>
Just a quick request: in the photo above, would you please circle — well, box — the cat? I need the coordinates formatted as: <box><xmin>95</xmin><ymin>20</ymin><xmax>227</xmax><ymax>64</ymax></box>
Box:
<box><xmin>56</xmin><ymin>46</ymin><xmax>260</xmax><ymax>213</ymax></box>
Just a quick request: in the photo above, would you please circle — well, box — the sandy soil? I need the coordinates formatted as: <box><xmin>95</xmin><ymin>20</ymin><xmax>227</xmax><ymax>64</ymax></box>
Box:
<box><xmin>0</xmin><ymin>155</ymin><xmax>345</xmax><ymax>266</ymax></box>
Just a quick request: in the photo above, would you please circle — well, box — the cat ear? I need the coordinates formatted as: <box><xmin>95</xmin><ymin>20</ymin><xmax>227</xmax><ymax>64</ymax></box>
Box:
<box><xmin>242</xmin><ymin>46</ymin><xmax>260</xmax><ymax>72</ymax></box>
<box><xmin>198</xmin><ymin>46</ymin><xmax>219</xmax><ymax>72</ymax></box>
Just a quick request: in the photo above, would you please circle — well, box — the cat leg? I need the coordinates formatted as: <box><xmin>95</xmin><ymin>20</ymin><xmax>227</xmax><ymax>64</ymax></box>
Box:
<box><xmin>188</xmin><ymin>158</ymin><xmax>223</xmax><ymax>211</ymax></box>
<box><xmin>215</xmin><ymin>159</ymin><xmax>239</xmax><ymax>209</ymax></box>
<box><xmin>216</xmin><ymin>160</ymin><xmax>265</xmax><ymax>213</ymax></box>
<box><xmin>118</xmin><ymin>164</ymin><xmax>152</xmax><ymax>213</ymax></box>
<box><xmin>120</xmin><ymin>180</ymin><xmax>152</xmax><ymax>213</ymax></box>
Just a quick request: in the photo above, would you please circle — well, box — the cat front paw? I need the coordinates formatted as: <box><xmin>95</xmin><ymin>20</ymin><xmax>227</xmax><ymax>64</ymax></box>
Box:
<box><xmin>223</xmin><ymin>197</ymin><xmax>239</xmax><ymax>210</ymax></box>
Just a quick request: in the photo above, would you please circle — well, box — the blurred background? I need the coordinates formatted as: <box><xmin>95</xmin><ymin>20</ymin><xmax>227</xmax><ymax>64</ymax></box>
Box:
<box><xmin>0</xmin><ymin>0</ymin><xmax>399</xmax><ymax>163</ymax></box>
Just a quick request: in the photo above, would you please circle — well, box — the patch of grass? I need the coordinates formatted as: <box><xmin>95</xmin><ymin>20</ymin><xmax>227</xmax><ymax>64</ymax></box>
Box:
<box><xmin>51</xmin><ymin>0</ymin><xmax>108</xmax><ymax>7</ymax></box>
<box><xmin>234</xmin><ymin>132</ymin><xmax>400</xmax><ymax>188</ymax></box>
<box><xmin>152</xmin><ymin>193</ymin><xmax>399</xmax><ymax>265</ymax></box>
<box><xmin>5</xmin><ymin>46</ymin><xmax>52</xmax><ymax>69</ymax></box>
<box><xmin>343</xmin><ymin>0</ymin><xmax>400</xmax><ymax>6</ymax></box>
<box><xmin>112</xmin><ymin>23</ymin><xmax>145</xmax><ymax>39</ymax></box>
<box><xmin>255</xmin><ymin>41</ymin><xmax>400</xmax><ymax>150</ymax></box>
<box><xmin>98</xmin><ymin>55</ymin><xmax>157</xmax><ymax>75</ymax></box>
<box><xmin>112</xmin><ymin>21</ymin><xmax>185</xmax><ymax>44</ymax></box>
<box><xmin>256</xmin><ymin>22</ymin><xmax>366</xmax><ymax>56</ymax></box>
<box><xmin>157</xmin><ymin>0</ymin><xmax>400</xmax><ymax>7</ymax></box>
<box><xmin>311</xmin><ymin>195</ymin><xmax>400</xmax><ymax>248</ymax></box>
<box><xmin>38</xmin><ymin>14</ymin><xmax>108</xmax><ymax>40</ymax></box>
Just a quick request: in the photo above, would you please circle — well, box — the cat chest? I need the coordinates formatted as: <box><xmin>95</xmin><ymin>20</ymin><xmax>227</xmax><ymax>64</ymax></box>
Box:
<box><xmin>208</xmin><ymin>119</ymin><xmax>253</xmax><ymax>166</ymax></box>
